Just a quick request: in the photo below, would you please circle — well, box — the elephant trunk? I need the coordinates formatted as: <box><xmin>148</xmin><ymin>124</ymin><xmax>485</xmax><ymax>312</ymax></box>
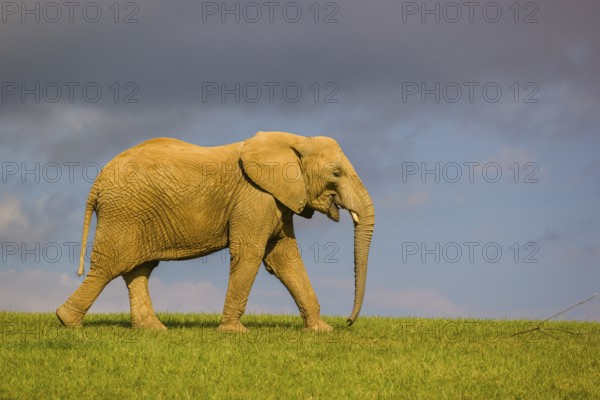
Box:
<box><xmin>346</xmin><ymin>181</ymin><xmax>375</xmax><ymax>326</ymax></box>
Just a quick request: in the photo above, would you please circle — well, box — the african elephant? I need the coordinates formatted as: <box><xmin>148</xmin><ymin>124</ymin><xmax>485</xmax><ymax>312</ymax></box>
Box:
<box><xmin>56</xmin><ymin>131</ymin><xmax>375</xmax><ymax>332</ymax></box>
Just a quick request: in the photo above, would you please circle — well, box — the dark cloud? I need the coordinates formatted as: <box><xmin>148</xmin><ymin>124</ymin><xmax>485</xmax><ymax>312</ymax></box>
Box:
<box><xmin>2</xmin><ymin>0</ymin><xmax>599</xmax><ymax>202</ymax></box>
<box><xmin>1</xmin><ymin>1</ymin><xmax>598</xmax><ymax>164</ymax></box>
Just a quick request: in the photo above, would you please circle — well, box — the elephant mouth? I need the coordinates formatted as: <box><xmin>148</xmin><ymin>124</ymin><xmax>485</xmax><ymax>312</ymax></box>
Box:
<box><xmin>327</xmin><ymin>196</ymin><xmax>340</xmax><ymax>222</ymax></box>
<box><xmin>326</xmin><ymin>196</ymin><xmax>360</xmax><ymax>224</ymax></box>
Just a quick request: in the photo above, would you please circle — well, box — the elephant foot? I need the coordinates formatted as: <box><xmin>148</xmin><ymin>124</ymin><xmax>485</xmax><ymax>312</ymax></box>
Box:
<box><xmin>56</xmin><ymin>302</ymin><xmax>85</xmax><ymax>328</ymax></box>
<box><xmin>304</xmin><ymin>319</ymin><xmax>334</xmax><ymax>332</ymax></box>
<box><xmin>217</xmin><ymin>321</ymin><xmax>249</xmax><ymax>333</ymax></box>
<box><xmin>132</xmin><ymin>316</ymin><xmax>167</xmax><ymax>331</ymax></box>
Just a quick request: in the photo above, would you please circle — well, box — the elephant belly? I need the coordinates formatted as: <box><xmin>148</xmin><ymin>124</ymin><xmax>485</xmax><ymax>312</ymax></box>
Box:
<box><xmin>147</xmin><ymin>215</ymin><xmax>229</xmax><ymax>261</ymax></box>
<box><xmin>159</xmin><ymin>234</ymin><xmax>228</xmax><ymax>261</ymax></box>
<box><xmin>96</xmin><ymin>201</ymin><xmax>230</xmax><ymax>264</ymax></box>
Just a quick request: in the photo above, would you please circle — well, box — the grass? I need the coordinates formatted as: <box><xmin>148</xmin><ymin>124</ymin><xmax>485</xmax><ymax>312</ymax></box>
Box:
<box><xmin>1</xmin><ymin>312</ymin><xmax>599</xmax><ymax>399</ymax></box>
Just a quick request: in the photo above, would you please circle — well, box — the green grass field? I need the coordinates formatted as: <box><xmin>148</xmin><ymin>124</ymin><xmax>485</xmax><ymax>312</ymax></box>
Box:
<box><xmin>1</xmin><ymin>312</ymin><xmax>599</xmax><ymax>399</ymax></box>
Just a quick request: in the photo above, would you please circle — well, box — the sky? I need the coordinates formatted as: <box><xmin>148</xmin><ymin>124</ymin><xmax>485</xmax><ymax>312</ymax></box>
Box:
<box><xmin>1</xmin><ymin>0</ymin><xmax>599</xmax><ymax>322</ymax></box>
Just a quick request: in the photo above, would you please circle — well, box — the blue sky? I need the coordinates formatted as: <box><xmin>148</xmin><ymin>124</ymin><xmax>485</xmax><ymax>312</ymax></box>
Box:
<box><xmin>1</xmin><ymin>0</ymin><xmax>599</xmax><ymax>322</ymax></box>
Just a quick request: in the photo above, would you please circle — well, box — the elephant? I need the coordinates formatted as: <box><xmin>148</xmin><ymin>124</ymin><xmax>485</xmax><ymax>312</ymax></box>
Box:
<box><xmin>56</xmin><ymin>131</ymin><xmax>375</xmax><ymax>332</ymax></box>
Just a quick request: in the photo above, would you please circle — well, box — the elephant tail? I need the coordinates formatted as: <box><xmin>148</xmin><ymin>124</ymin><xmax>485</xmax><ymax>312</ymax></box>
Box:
<box><xmin>77</xmin><ymin>186</ymin><xmax>98</xmax><ymax>276</ymax></box>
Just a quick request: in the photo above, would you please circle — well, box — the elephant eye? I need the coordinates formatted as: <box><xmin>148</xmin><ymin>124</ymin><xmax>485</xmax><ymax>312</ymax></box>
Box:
<box><xmin>332</xmin><ymin>170</ymin><xmax>341</xmax><ymax>178</ymax></box>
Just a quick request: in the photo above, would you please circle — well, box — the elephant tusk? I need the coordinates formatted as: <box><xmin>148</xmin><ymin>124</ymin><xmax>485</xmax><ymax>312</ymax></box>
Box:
<box><xmin>350</xmin><ymin>210</ymin><xmax>360</xmax><ymax>224</ymax></box>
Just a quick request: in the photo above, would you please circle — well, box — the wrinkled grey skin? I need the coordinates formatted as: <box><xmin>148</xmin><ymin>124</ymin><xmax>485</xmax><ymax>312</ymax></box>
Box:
<box><xmin>56</xmin><ymin>131</ymin><xmax>375</xmax><ymax>332</ymax></box>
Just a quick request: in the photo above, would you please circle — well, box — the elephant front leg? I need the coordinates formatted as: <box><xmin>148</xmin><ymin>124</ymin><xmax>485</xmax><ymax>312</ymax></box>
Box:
<box><xmin>264</xmin><ymin>237</ymin><xmax>333</xmax><ymax>332</ymax></box>
<box><xmin>218</xmin><ymin>242</ymin><xmax>264</xmax><ymax>333</ymax></box>
<box><xmin>123</xmin><ymin>261</ymin><xmax>166</xmax><ymax>330</ymax></box>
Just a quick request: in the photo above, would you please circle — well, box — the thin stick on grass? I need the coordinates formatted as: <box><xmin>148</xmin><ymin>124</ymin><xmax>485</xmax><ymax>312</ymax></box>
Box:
<box><xmin>511</xmin><ymin>293</ymin><xmax>598</xmax><ymax>338</ymax></box>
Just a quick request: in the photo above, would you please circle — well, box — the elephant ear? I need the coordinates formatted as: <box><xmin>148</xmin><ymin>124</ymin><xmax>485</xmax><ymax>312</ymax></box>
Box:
<box><xmin>241</xmin><ymin>131</ymin><xmax>310</xmax><ymax>214</ymax></box>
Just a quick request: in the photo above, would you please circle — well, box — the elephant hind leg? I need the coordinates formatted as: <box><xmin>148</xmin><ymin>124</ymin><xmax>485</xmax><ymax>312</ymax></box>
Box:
<box><xmin>123</xmin><ymin>261</ymin><xmax>166</xmax><ymax>330</ymax></box>
<box><xmin>56</xmin><ymin>263</ymin><xmax>119</xmax><ymax>327</ymax></box>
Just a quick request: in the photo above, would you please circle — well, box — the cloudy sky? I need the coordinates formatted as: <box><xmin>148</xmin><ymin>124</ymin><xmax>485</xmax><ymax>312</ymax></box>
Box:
<box><xmin>1</xmin><ymin>0</ymin><xmax>599</xmax><ymax>322</ymax></box>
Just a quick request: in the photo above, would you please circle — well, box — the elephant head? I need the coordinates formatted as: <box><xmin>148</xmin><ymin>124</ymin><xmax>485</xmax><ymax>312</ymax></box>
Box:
<box><xmin>241</xmin><ymin>131</ymin><xmax>375</xmax><ymax>325</ymax></box>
